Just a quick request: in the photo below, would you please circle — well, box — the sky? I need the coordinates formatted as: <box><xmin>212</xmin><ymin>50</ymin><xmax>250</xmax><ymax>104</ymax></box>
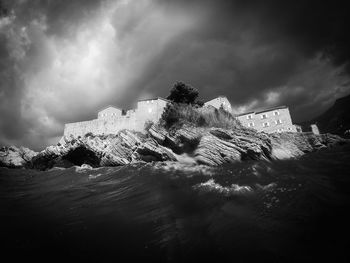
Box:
<box><xmin>1</xmin><ymin>0</ymin><xmax>350</xmax><ymax>150</ymax></box>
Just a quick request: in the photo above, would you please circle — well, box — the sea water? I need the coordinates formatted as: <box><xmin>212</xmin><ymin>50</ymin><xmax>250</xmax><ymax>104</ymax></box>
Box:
<box><xmin>1</xmin><ymin>145</ymin><xmax>350</xmax><ymax>262</ymax></box>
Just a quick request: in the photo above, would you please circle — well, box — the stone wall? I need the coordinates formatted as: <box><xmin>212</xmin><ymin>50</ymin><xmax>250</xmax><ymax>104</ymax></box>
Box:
<box><xmin>134</xmin><ymin>98</ymin><xmax>168</xmax><ymax>131</ymax></box>
<box><xmin>311</xmin><ymin>124</ymin><xmax>320</xmax><ymax>135</ymax></box>
<box><xmin>63</xmin><ymin>98</ymin><xmax>169</xmax><ymax>137</ymax></box>
<box><xmin>98</xmin><ymin>106</ymin><xmax>122</xmax><ymax>119</ymax></box>
<box><xmin>64</xmin><ymin>115</ymin><xmax>137</xmax><ymax>137</ymax></box>
<box><xmin>237</xmin><ymin>107</ymin><xmax>297</xmax><ymax>133</ymax></box>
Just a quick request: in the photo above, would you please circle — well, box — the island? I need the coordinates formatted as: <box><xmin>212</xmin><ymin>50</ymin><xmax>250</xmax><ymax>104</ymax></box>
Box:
<box><xmin>1</xmin><ymin>82</ymin><xmax>348</xmax><ymax>170</ymax></box>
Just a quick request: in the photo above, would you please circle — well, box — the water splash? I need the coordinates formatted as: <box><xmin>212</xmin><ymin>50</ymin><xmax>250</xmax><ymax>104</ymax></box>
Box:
<box><xmin>194</xmin><ymin>179</ymin><xmax>253</xmax><ymax>196</ymax></box>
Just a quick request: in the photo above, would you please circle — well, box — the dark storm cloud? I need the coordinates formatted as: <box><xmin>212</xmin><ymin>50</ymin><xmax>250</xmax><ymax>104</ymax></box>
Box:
<box><xmin>146</xmin><ymin>0</ymin><xmax>350</xmax><ymax>114</ymax></box>
<box><xmin>0</xmin><ymin>0</ymin><xmax>349</xmax><ymax>150</ymax></box>
<box><xmin>169</xmin><ymin>0</ymin><xmax>350</xmax><ymax>70</ymax></box>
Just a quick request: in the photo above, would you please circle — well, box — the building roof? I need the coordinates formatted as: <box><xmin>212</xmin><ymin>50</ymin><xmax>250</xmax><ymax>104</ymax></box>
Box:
<box><xmin>137</xmin><ymin>97</ymin><xmax>171</xmax><ymax>103</ymax></box>
<box><xmin>98</xmin><ymin>105</ymin><xmax>122</xmax><ymax>112</ymax></box>
<box><xmin>235</xmin><ymin>111</ymin><xmax>255</xmax><ymax>117</ymax></box>
<box><xmin>205</xmin><ymin>96</ymin><xmax>229</xmax><ymax>103</ymax></box>
<box><xmin>235</xmin><ymin>106</ymin><xmax>288</xmax><ymax>117</ymax></box>
<box><xmin>255</xmin><ymin>105</ymin><xmax>288</xmax><ymax>114</ymax></box>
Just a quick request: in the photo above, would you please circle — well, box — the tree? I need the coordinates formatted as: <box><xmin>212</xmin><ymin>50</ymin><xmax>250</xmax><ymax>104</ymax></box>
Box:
<box><xmin>166</xmin><ymin>81</ymin><xmax>199</xmax><ymax>104</ymax></box>
<box><xmin>144</xmin><ymin>120</ymin><xmax>154</xmax><ymax>132</ymax></box>
<box><xmin>195</xmin><ymin>100</ymin><xmax>204</xmax><ymax>107</ymax></box>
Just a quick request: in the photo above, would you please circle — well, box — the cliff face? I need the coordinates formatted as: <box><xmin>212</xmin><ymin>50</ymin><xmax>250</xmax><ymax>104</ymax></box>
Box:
<box><xmin>27</xmin><ymin>125</ymin><xmax>347</xmax><ymax>170</ymax></box>
<box><xmin>1</xmin><ymin>125</ymin><xmax>347</xmax><ymax>170</ymax></box>
<box><xmin>149</xmin><ymin>125</ymin><xmax>346</xmax><ymax>165</ymax></box>
<box><xmin>0</xmin><ymin>146</ymin><xmax>38</xmax><ymax>168</ymax></box>
<box><xmin>31</xmin><ymin>130</ymin><xmax>177</xmax><ymax>170</ymax></box>
<box><xmin>148</xmin><ymin>125</ymin><xmax>272</xmax><ymax>165</ymax></box>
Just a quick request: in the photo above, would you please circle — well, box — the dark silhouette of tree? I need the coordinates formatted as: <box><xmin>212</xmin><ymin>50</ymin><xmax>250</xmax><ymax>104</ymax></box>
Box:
<box><xmin>195</xmin><ymin>100</ymin><xmax>204</xmax><ymax>107</ymax></box>
<box><xmin>166</xmin><ymin>81</ymin><xmax>199</xmax><ymax>104</ymax></box>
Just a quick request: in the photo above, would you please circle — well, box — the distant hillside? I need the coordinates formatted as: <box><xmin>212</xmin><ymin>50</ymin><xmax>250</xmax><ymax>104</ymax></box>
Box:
<box><xmin>306</xmin><ymin>94</ymin><xmax>350</xmax><ymax>135</ymax></box>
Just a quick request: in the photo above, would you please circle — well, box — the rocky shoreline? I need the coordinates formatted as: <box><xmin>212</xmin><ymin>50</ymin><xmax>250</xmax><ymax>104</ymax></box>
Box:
<box><xmin>1</xmin><ymin>124</ymin><xmax>348</xmax><ymax>170</ymax></box>
<box><xmin>0</xmin><ymin>146</ymin><xmax>37</xmax><ymax>168</ymax></box>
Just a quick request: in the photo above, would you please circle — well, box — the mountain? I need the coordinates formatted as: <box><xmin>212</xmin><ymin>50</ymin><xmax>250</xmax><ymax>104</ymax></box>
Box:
<box><xmin>308</xmin><ymin>94</ymin><xmax>350</xmax><ymax>136</ymax></box>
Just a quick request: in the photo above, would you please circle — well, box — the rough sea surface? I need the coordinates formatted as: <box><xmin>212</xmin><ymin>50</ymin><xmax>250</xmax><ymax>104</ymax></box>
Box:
<box><xmin>1</xmin><ymin>145</ymin><xmax>350</xmax><ymax>262</ymax></box>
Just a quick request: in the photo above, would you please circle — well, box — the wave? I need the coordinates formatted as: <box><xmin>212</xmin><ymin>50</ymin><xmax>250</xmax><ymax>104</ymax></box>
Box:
<box><xmin>75</xmin><ymin>164</ymin><xmax>102</xmax><ymax>173</ymax></box>
<box><xmin>193</xmin><ymin>178</ymin><xmax>253</xmax><ymax>196</ymax></box>
<box><xmin>150</xmin><ymin>161</ymin><xmax>215</xmax><ymax>177</ymax></box>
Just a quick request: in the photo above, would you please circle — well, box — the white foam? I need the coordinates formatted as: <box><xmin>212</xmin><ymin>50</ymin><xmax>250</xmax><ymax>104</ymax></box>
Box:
<box><xmin>75</xmin><ymin>164</ymin><xmax>96</xmax><ymax>173</ymax></box>
<box><xmin>194</xmin><ymin>179</ymin><xmax>253</xmax><ymax>196</ymax></box>
<box><xmin>256</xmin><ymin>182</ymin><xmax>277</xmax><ymax>191</ymax></box>
<box><xmin>49</xmin><ymin>167</ymin><xmax>66</xmax><ymax>171</ymax></box>
<box><xmin>88</xmin><ymin>173</ymin><xmax>102</xmax><ymax>179</ymax></box>
<box><xmin>153</xmin><ymin>161</ymin><xmax>214</xmax><ymax>176</ymax></box>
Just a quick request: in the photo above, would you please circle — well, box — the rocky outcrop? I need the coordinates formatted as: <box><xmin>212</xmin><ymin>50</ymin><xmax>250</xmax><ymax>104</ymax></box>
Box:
<box><xmin>148</xmin><ymin>124</ymin><xmax>348</xmax><ymax>166</ymax></box>
<box><xmin>31</xmin><ymin>130</ymin><xmax>177</xmax><ymax>170</ymax></box>
<box><xmin>1</xmin><ymin>124</ymin><xmax>348</xmax><ymax>170</ymax></box>
<box><xmin>269</xmin><ymin>132</ymin><xmax>347</xmax><ymax>160</ymax></box>
<box><xmin>0</xmin><ymin>146</ymin><xmax>37</xmax><ymax>168</ymax></box>
<box><xmin>149</xmin><ymin>125</ymin><xmax>272</xmax><ymax>165</ymax></box>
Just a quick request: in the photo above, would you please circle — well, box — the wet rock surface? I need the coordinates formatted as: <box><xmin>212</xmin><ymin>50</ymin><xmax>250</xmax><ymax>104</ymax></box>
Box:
<box><xmin>1</xmin><ymin>125</ymin><xmax>348</xmax><ymax>170</ymax></box>
<box><xmin>149</xmin><ymin>124</ymin><xmax>348</xmax><ymax>165</ymax></box>
<box><xmin>0</xmin><ymin>146</ymin><xmax>38</xmax><ymax>168</ymax></box>
<box><xmin>31</xmin><ymin>130</ymin><xmax>177</xmax><ymax>170</ymax></box>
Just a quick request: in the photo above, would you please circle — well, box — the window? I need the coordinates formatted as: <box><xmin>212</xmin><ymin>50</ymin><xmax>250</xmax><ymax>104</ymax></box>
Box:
<box><xmin>246</xmin><ymin>114</ymin><xmax>253</xmax><ymax>120</ymax></box>
<box><xmin>275</xmin><ymin>119</ymin><xmax>282</xmax><ymax>125</ymax></box>
<box><xmin>273</xmin><ymin>111</ymin><xmax>279</xmax><ymax>116</ymax></box>
<box><xmin>263</xmin><ymin>122</ymin><xmax>269</xmax><ymax>127</ymax></box>
<box><xmin>248</xmin><ymin>122</ymin><xmax>254</xmax><ymax>127</ymax></box>
<box><xmin>261</xmin><ymin>114</ymin><xmax>268</xmax><ymax>119</ymax></box>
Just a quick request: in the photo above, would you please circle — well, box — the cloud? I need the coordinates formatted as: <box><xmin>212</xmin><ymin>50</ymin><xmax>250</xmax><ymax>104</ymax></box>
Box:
<box><xmin>0</xmin><ymin>0</ymin><xmax>200</xmax><ymax>149</ymax></box>
<box><xmin>0</xmin><ymin>0</ymin><xmax>349</xmax><ymax>150</ymax></box>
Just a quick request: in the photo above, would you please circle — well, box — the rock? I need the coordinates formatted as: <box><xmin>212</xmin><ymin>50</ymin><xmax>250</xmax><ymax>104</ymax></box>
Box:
<box><xmin>195</xmin><ymin>133</ymin><xmax>241</xmax><ymax>165</ymax></box>
<box><xmin>0</xmin><ymin>146</ymin><xmax>37</xmax><ymax>168</ymax></box>
<box><xmin>270</xmin><ymin>132</ymin><xmax>348</xmax><ymax>160</ymax></box>
<box><xmin>148</xmin><ymin>125</ymin><xmax>168</xmax><ymax>143</ymax></box>
<box><xmin>31</xmin><ymin>131</ymin><xmax>141</xmax><ymax>170</ymax></box>
<box><xmin>149</xmin><ymin>124</ymin><xmax>348</xmax><ymax>166</ymax></box>
<box><xmin>31</xmin><ymin>129</ymin><xmax>177</xmax><ymax>170</ymax></box>
<box><xmin>149</xmin><ymin>124</ymin><xmax>200</xmax><ymax>153</ymax></box>
<box><xmin>194</xmin><ymin>128</ymin><xmax>271</xmax><ymax>165</ymax></box>
<box><xmin>135</xmin><ymin>139</ymin><xmax>177</xmax><ymax>162</ymax></box>
<box><xmin>2</xmin><ymin>123</ymin><xmax>348</xmax><ymax>170</ymax></box>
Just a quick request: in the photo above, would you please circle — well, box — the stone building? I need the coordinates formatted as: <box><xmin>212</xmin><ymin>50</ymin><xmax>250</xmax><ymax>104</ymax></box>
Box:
<box><xmin>64</xmin><ymin>97</ymin><xmax>169</xmax><ymax>137</ymax></box>
<box><xmin>64</xmin><ymin>94</ymin><xmax>299</xmax><ymax>137</ymax></box>
<box><xmin>204</xmin><ymin>96</ymin><xmax>232</xmax><ymax>112</ymax></box>
<box><xmin>236</xmin><ymin>106</ymin><xmax>298</xmax><ymax>133</ymax></box>
<box><xmin>204</xmin><ymin>96</ymin><xmax>298</xmax><ymax>134</ymax></box>
<box><xmin>133</xmin><ymin>98</ymin><xmax>168</xmax><ymax>130</ymax></box>
<box><xmin>97</xmin><ymin>106</ymin><xmax>123</xmax><ymax>119</ymax></box>
<box><xmin>310</xmin><ymin>124</ymin><xmax>320</xmax><ymax>135</ymax></box>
